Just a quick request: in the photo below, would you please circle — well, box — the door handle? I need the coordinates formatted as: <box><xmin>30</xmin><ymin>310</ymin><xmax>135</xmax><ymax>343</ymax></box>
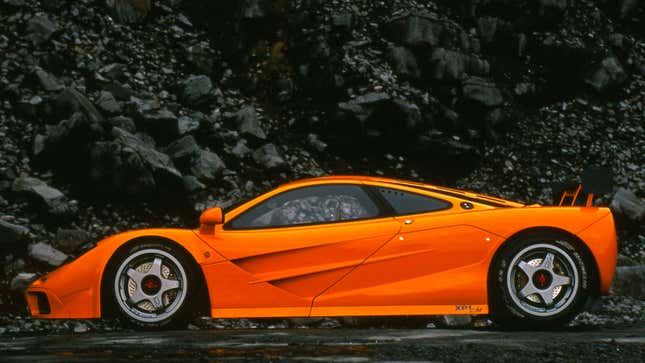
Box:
<box><xmin>404</xmin><ymin>219</ymin><xmax>413</xmax><ymax>225</ymax></box>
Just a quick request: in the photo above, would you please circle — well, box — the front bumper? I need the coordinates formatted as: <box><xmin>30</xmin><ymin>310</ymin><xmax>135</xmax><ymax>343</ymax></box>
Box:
<box><xmin>25</xmin><ymin>246</ymin><xmax>105</xmax><ymax>319</ymax></box>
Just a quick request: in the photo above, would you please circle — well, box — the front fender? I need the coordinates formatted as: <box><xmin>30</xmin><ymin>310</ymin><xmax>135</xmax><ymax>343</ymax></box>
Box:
<box><xmin>26</xmin><ymin>229</ymin><xmax>220</xmax><ymax>319</ymax></box>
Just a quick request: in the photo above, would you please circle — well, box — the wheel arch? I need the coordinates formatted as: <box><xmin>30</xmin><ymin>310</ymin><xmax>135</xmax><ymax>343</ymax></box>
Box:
<box><xmin>486</xmin><ymin>226</ymin><xmax>601</xmax><ymax>308</ymax></box>
<box><xmin>100</xmin><ymin>235</ymin><xmax>211</xmax><ymax>318</ymax></box>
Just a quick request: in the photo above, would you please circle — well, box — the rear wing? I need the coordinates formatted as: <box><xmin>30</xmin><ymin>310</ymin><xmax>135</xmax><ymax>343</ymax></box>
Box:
<box><xmin>554</xmin><ymin>167</ymin><xmax>613</xmax><ymax>207</ymax></box>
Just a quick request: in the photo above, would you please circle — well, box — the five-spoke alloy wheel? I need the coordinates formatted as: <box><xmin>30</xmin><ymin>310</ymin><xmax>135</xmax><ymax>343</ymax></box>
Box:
<box><xmin>490</xmin><ymin>231</ymin><xmax>591</xmax><ymax>328</ymax></box>
<box><xmin>104</xmin><ymin>241</ymin><xmax>198</xmax><ymax>328</ymax></box>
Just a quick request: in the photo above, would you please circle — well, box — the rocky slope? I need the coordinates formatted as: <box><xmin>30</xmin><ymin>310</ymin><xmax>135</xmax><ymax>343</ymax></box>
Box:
<box><xmin>0</xmin><ymin>0</ymin><xmax>643</xmax><ymax>334</ymax></box>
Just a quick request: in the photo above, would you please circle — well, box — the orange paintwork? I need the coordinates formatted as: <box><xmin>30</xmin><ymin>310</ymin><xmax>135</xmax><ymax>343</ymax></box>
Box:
<box><xmin>26</xmin><ymin>176</ymin><xmax>618</xmax><ymax>320</ymax></box>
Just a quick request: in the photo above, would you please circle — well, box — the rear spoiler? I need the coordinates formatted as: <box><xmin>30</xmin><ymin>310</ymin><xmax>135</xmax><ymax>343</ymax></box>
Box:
<box><xmin>554</xmin><ymin>167</ymin><xmax>613</xmax><ymax>207</ymax></box>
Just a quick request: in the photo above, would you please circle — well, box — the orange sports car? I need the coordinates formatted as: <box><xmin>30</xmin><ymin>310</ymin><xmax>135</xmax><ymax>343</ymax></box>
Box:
<box><xmin>26</xmin><ymin>176</ymin><xmax>617</xmax><ymax>328</ymax></box>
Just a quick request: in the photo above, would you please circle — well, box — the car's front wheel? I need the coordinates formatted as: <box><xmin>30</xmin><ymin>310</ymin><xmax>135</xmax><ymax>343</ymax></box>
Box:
<box><xmin>104</xmin><ymin>241</ymin><xmax>197</xmax><ymax>329</ymax></box>
<box><xmin>490</xmin><ymin>232</ymin><xmax>592</xmax><ymax>328</ymax></box>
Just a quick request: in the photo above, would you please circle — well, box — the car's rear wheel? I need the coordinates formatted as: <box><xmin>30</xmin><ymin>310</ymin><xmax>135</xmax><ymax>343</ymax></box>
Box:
<box><xmin>104</xmin><ymin>241</ymin><xmax>197</xmax><ymax>329</ymax></box>
<box><xmin>490</xmin><ymin>231</ymin><xmax>591</xmax><ymax>328</ymax></box>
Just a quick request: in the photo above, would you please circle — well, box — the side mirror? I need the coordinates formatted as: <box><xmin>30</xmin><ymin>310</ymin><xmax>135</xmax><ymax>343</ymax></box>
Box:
<box><xmin>199</xmin><ymin>207</ymin><xmax>224</xmax><ymax>234</ymax></box>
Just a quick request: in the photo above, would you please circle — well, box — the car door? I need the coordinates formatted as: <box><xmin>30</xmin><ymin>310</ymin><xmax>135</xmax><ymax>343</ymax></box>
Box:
<box><xmin>311</xmin><ymin>184</ymin><xmax>501</xmax><ymax>316</ymax></box>
<box><xmin>199</xmin><ymin>183</ymin><xmax>401</xmax><ymax>317</ymax></box>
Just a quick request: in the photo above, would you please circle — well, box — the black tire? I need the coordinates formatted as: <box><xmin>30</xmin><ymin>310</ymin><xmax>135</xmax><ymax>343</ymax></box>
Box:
<box><xmin>103</xmin><ymin>239</ymin><xmax>199</xmax><ymax>329</ymax></box>
<box><xmin>489</xmin><ymin>231</ymin><xmax>592</xmax><ymax>329</ymax></box>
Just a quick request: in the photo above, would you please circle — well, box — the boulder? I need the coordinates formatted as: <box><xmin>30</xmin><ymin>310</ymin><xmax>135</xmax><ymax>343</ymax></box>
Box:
<box><xmin>236</xmin><ymin>105</ymin><xmax>266</xmax><ymax>140</ymax></box>
<box><xmin>139</xmin><ymin>108</ymin><xmax>179</xmax><ymax>143</ymax></box>
<box><xmin>387</xmin><ymin>14</ymin><xmax>444</xmax><ymax>48</ymax></box>
<box><xmin>0</xmin><ymin>220</ymin><xmax>29</xmax><ymax>246</ymax></box>
<box><xmin>440</xmin><ymin>315</ymin><xmax>473</xmax><ymax>327</ymax></box>
<box><xmin>585</xmin><ymin>57</ymin><xmax>627</xmax><ymax>93</ymax></box>
<box><xmin>190</xmin><ymin>150</ymin><xmax>226</xmax><ymax>182</ymax></box>
<box><xmin>612</xmin><ymin>266</ymin><xmax>645</xmax><ymax>299</ymax></box>
<box><xmin>35</xmin><ymin>112</ymin><xmax>106</xmax><ymax>160</ymax></box>
<box><xmin>54</xmin><ymin>88</ymin><xmax>105</xmax><ymax>124</ymax></box>
<box><xmin>95</xmin><ymin>91</ymin><xmax>122</xmax><ymax>114</ymax></box>
<box><xmin>183</xmin><ymin>175</ymin><xmax>205</xmax><ymax>193</ymax></box>
<box><xmin>34</xmin><ymin>67</ymin><xmax>63</xmax><ymax>92</ymax></box>
<box><xmin>10</xmin><ymin>273</ymin><xmax>37</xmax><ymax>292</ymax></box>
<box><xmin>184</xmin><ymin>42</ymin><xmax>215</xmax><ymax>74</ymax></box>
<box><xmin>429</xmin><ymin>48</ymin><xmax>489</xmax><ymax>81</ymax></box>
<box><xmin>165</xmin><ymin>135</ymin><xmax>201</xmax><ymax>164</ymax></box>
<box><xmin>610</xmin><ymin>188</ymin><xmax>644</xmax><ymax>221</ymax></box>
<box><xmin>28</xmin><ymin>242</ymin><xmax>68</xmax><ymax>266</ymax></box>
<box><xmin>240</xmin><ymin>0</ymin><xmax>271</xmax><ymax>20</ymax></box>
<box><xmin>178</xmin><ymin>116</ymin><xmax>200</xmax><ymax>136</ymax></box>
<box><xmin>253</xmin><ymin>144</ymin><xmax>286</xmax><ymax>169</ymax></box>
<box><xmin>54</xmin><ymin>228</ymin><xmax>89</xmax><ymax>253</ymax></box>
<box><xmin>12</xmin><ymin>176</ymin><xmax>74</xmax><ymax>216</ymax></box>
<box><xmin>389</xmin><ymin>46</ymin><xmax>421</xmax><ymax>79</ymax></box>
<box><xmin>98</xmin><ymin>63</ymin><xmax>127</xmax><ymax>81</ymax></box>
<box><xmin>26</xmin><ymin>14</ymin><xmax>57</xmax><ymax>45</ymax></box>
<box><xmin>105</xmin><ymin>0</ymin><xmax>151</xmax><ymax>24</ymax></box>
<box><xmin>89</xmin><ymin>128</ymin><xmax>183</xmax><ymax>196</ymax></box>
<box><xmin>181</xmin><ymin>75</ymin><xmax>214</xmax><ymax>106</ymax></box>
<box><xmin>231</xmin><ymin>139</ymin><xmax>252</xmax><ymax>159</ymax></box>
<box><xmin>462</xmin><ymin>77</ymin><xmax>503</xmax><ymax>107</ymax></box>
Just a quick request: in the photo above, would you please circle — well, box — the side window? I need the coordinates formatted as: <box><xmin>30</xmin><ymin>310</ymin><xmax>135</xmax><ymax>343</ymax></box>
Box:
<box><xmin>227</xmin><ymin>184</ymin><xmax>380</xmax><ymax>229</ymax></box>
<box><xmin>376</xmin><ymin>187</ymin><xmax>451</xmax><ymax>215</ymax></box>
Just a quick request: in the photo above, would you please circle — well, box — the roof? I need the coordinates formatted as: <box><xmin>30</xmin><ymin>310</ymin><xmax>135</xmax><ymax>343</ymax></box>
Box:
<box><xmin>281</xmin><ymin>175</ymin><xmax>524</xmax><ymax>208</ymax></box>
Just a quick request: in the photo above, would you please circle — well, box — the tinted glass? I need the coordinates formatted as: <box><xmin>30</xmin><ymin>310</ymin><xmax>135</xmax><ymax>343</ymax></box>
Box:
<box><xmin>377</xmin><ymin>187</ymin><xmax>451</xmax><ymax>215</ymax></box>
<box><xmin>227</xmin><ymin>184</ymin><xmax>379</xmax><ymax>229</ymax></box>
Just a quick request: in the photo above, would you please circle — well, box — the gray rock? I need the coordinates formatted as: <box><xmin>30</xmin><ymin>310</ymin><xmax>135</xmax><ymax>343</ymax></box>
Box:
<box><xmin>389</xmin><ymin>46</ymin><xmax>421</xmax><ymax>79</ymax></box>
<box><xmin>140</xmin><ymin>109</ymin><xmax>179</xmax><ymax>143</ymax></box>
<box><xmin>612</xmin><ymin>266</ymin><xmax>645</xmax><ymax>299</ymax></box>
<box><xmin>387</xmin><ymin>14</ymin><xmax>443</xmax><ymax>48</ymax></box>
<box><xmin>89</xmin><ymin>128</ymin><xmax>183</xmax><ymax>196</ymax></box>
<box><xmin>610</xmin><ymin>188</ymin><xmax>644</xmax><ymax>221</ymax></box>
<box><xmin>105</xmin><ymin>0</ymin><xmax>151</xmax><ymax>24</ymax></box>
<box><xmin>181</xmin><ymin>75</ymin><xmax>213</xmax><ymax>105</ymax></box>
<box><xmin>231</xmin><ymin>139</ymin><xmax>251</xmax><ymax>159</ymax></box>
<box><xmin>0</xmin><ymin>220</ymin><xmax>29</xmax><ymax>245</ymax></box>
<box><xmin>430</xmin><ymin>48</ymin><xmax>466</xmax><ymax>81</ymax></box>
<box><xmin>241</xmin><ymin>0</ymin><xmax>271</xmax><ymax>19</ymax></box>
<box><xmin>12</xmin><ymin>176</ymin><xmax>73</xmax><ymax>216</ymax></box>
<box><xmin>98</xmin><ymin>63</ymin><xmax>127</xmax><ymax>80</ymax></box>
<box><xmin>54</xmin><ymin>228</ymin><xmax>89</xmax><ymax>253</ymax></box>
<box><xmin>440</xmin><ymin>315</ymin><xmax>472</xmax><ymax>327</ymax></box>
<box><xmin>178</xmin><ymin>116</ymin><xmax>200</xmax><ymax>135</ymax></box>
<box><xmin>332</xmin><ymin>13</ymin><xmax>353</xmax><ymax>29</ymax></box>
<box><xmin>394</xmin><ymin>99</ymin><xmax>422</xmax><ymax>130</ymax></box>
<box><xmin>26</xmin><ymin>14</ymin><xmax>57</xmax><ymax>44</ymax></box>
<box><xmin>55</xmin><ymin>88</ymin><xmax>105</xmax><ymax>124</ymax></box>
<box><xmin>585</xmin><ymin>57</ymin><xmax>627</xmax><ymax>93</ymax></box>
<box><xmin>462</xmin><ymin>77</ymin><xmax>503</xmax><ymax>107</ymax></box>
<box><xmin>73</xmin><ymin>322</ymin><xmax>90</xmax><ymax>333</ymax></box>
<box><xmin>236</xmin><ymin>105</ymin><xmax>266</xmax><ymax>140</ymax></box>
<box><xmin>307</xmin><ymin>134</ymin><xmax>327</xmax><ymax>152</ymax></box>
<box><xmin>10</xmin><ymin>273</ymin><xmax>37</xmax><ymax>292</ymax></box>
<box><xmin>165</xmin><ymin>135</ymin><xmax>201</xmax><ymax>163</ymax></box>
<box><xmin>338</xmin><ymin>92</ymin><xmax>392</xmax><ymax>123</ymax></box>
<box><xmin>96</xmin><ymin>91</ymin><xmax>121</xmax><ymax>114</ymax></box>
<box><xmin>618</xmin><ymin>0</ymin><xmax>640</xmax><ymax>19</ymax></box>
<box><xmin>34</xmin><ymin>67</ymin><xmax>63</xmax><ymax>91</ymax></box>
<box><xmin>253</xmin><ymin>144</ymin><xmax>286</xmax><ymax>169</ymax></box>
<box><xmin>477</xmin><ymin>16</ymin><xmax>497</xmax><ymax>44</ymax></box>
<box><xmin>430</xmin><ymin>48</ymin><xmax>489</xmax><ymax>81</ymax></box>
<box><xmin>29</xmin><ymin>242</ymin><xmax>68</xmax><ymax>266</ymax></box>
<box><xmin>108</xmin><ymin>116</ymin><xmax>136</xmax><ymax>133</ymax></box>
<box><xmin>190</xmin><ymin>150</ymin><xmax>226</xmax><ymax>182</ymax></box>
<box><xmin>183</xmin><ymin>175</ymin><xmax>205</xmax><ymax>193</ymax></box>
<box><xmin>185</xmin><ymin>42</ymin><xmax>215</xmax><ymax>74</ymax></box>
<box><xmin>36</xmin><ymin>112</ymin><xmax>106</xmax><ymax>159</ymax></box>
